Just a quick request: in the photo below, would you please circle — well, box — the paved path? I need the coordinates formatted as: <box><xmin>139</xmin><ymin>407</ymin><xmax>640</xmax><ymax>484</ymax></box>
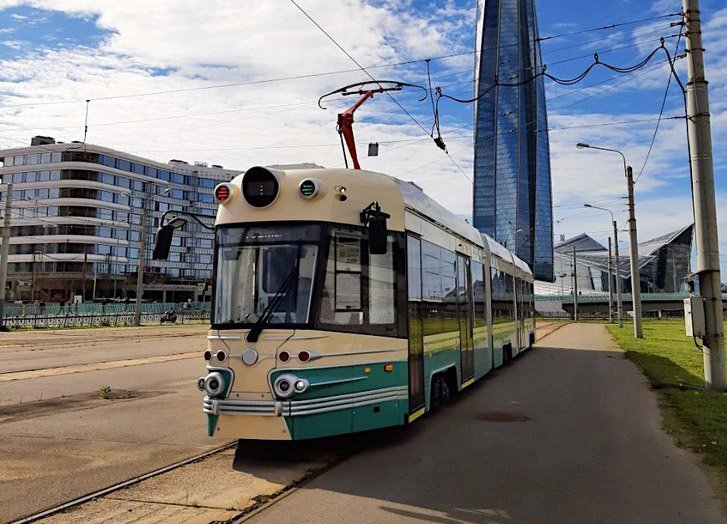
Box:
<box><xmin>248</xmin><ymin>323</ymin><xmax>726</xmax><ymax>524</ymax></box>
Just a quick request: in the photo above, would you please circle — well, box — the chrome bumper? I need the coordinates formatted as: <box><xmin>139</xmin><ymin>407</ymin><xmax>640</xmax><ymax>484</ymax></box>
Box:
<box><xmin>203</xmin><ymin>385</ymin><xmax>407</xmax><ymax>417</ymax></box>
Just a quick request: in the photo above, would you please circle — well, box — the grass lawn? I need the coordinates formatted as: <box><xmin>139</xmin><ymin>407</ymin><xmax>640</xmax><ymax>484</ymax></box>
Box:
<box><xmin>608</xmin><ymin>319</ymin><xmax>727</xmax><ymax>492</ymax></box>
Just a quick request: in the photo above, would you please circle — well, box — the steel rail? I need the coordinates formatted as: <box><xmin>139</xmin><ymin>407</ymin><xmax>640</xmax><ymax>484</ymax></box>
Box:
<box><xmin>13</xmin><ymin>441</ymin><xmax>236</xmax><ymax>523</ymax></box>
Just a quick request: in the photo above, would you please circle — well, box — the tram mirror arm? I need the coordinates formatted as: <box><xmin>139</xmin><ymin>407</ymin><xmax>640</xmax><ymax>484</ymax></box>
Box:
<box><xmin>360</xmin><ymin>201</ymin><xmax>390</xmax><ymax>255</ymax></box>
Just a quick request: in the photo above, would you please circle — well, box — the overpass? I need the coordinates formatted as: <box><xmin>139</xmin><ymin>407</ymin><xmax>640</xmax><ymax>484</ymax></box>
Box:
<box><xmin>536</xmin><ymin>293</ymin><xmax>727</xmax><ymax>317</ymax></box>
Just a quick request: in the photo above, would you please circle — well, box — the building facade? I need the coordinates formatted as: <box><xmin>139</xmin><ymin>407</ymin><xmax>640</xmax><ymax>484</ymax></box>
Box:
<box><xmin>0</xmin><ymin>137</ymin><xmax>242</xmax><ymax>303</ymax></box>
<box><xmin>545</xmin><ymin>225</ymin><xmax>694</xmax><ymax>296</ymax></box>
<box><xmin>473</xmin><ymin>0</ymin><xmax>553</xmax><ymax>282</ymax></box>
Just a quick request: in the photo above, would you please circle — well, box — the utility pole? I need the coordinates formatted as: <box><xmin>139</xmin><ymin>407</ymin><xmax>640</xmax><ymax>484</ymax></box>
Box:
<box><xmin>608</xmin><ymin>237</ymin><xmax>614</xmax><ymax>323</ymax></box>
<box><xmin>0</xmin><ymin>183</ymin><xmax>12</xmax><ymax>328</ymax></box>
<box><xmin>613</xmin><ymin>221</ymin><xmax>624</xmax><ymax>328</ymax></box>
<box><xmin>683</xmin><ymin>0</ymin><xmax>726</xmax><ymax>390</ymax></box>
<box><xmin>134</xmin><ymin>185</ymin><xmax>148</xmax><ymax>326</ymax></box>
<box><xmin>626</xmin><ymin>166</ymin><xmax>643</xmax><ymax>338</ymax></box>
<box><xmin>573</xmin><ymin>246</ymin><xmax>579</xmax><ymax>321</ymax></box>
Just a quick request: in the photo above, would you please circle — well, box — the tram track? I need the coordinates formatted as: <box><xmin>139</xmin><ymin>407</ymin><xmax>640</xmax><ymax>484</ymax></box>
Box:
<box><xmin>12</xmin><ymin>442</ymin><xmax>236</xmax><ymax>524</ymax></box>
<box><xmin>8</xmin><ymin>322</ymin><xmax>570</xmax><ymax>523</ymax></box>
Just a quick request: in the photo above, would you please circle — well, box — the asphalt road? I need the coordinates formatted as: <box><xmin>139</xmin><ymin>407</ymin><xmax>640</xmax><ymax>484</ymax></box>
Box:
<box><xmin>247</xmin><ymin>323</ymin><xmax>727</xmax><ymax>524</ymax></box>
<box><xmin>0</xmin><ymin>325</ymin><xmax>226</xmax><ymax>523</ymax></box>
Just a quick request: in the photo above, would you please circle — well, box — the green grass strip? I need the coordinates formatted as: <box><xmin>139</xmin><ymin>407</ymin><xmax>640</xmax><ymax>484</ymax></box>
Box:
<box><xmin>608</xmin><ymin>320</ymin><xmax>727</xmax><ymax>493</ymax></box>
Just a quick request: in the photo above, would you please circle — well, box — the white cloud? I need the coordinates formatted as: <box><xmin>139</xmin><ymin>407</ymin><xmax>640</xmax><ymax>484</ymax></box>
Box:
<box><xmin>0</xmin><ymin>1</ymin><xmax>725</xmax><ymax>276</ymax></box>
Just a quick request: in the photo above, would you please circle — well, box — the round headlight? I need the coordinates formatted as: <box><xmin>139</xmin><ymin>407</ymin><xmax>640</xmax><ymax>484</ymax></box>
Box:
<box><xmin>294</xmin><ymin>379</ymin><xmax>309</xmax><ymax>393</ymax></box>
<box><xmin>242</xmin><ymin>166</ymin><xmax>280</xmax><ymax>208</ymax></box>
<box><xmin>273</xmin><ymin>374</ymin><xmax>299</xmax><ymax>399</ymax></box>
<box><xmin>197</xmin><ymin>377</ymin><xmax>206</xmax><ymax>391</ymax></box>
<box><xmin>204</xmin><ymin>372</ymin><xmax>225</xmax><ymax>397</ymax></box>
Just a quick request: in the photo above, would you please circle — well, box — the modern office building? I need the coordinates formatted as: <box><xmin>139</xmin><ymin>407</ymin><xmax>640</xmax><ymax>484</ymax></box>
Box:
<box><xmin>0</xmin><ymin>137</ymin><xmax>242</xmax><ymax>303</ymax></box>
<box><xmin>473</xmin><ymin>0</ymin><xmax>553</xmax><ymax>282</ymax></box>
<box><xmin>544</xmin><ymin>225</ymin><xmax>694</xmax><ymax>295</ymax></box>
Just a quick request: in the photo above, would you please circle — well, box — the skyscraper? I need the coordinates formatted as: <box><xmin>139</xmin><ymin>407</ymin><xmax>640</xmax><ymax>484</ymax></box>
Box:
<box><xmin>473</xmin><ymin>0</ymin><xmax>553</xmax><ymax>281</ymax></box>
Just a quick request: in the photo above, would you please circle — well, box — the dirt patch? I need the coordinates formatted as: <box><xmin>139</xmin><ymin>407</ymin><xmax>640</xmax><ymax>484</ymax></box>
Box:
<box><xmin>475</xmin><ymin>411</ymin><xmax>531</xmax><ymax>422</ymax></box>
<box><xmin>0</xmin><ymin>390</ymin><xmax>164</xmax><ymax>423</ymax></box>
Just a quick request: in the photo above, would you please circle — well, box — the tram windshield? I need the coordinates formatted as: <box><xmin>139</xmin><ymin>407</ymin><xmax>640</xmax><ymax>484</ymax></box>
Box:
<box><xmin>214</xmin><ymin>225</ymin><xmax>320</xmax><ymax>326</ymax></box>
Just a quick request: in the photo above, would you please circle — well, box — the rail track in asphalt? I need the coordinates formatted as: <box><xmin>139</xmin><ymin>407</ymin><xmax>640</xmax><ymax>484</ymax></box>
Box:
<box><xmin>13</xmin><ymin>442</ymin><xmax>237</xmax><ymax>523</ymax></box>
<box><xmin>11</xmin><ymin>321</ymin><xmax>569</xmax><ymax>523</ymax></box>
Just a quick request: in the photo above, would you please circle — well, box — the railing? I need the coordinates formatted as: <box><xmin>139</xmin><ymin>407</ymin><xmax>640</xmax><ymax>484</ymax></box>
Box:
<box><xmin>538</xmin><ymin>293</ymin><xmax>702</xmax><ymax>304</ymax></box>
<box><xmin>1</xmin><ymin>302</ymin><xmax>211</xmax><ymax>330</ymax></box>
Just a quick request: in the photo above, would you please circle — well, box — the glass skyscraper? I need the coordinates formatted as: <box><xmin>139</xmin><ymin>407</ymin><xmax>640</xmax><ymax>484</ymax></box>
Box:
<box><xmin>473</xmin><ymin>0</ymin><xmax>553</xmax><ymax>281</ymax></box>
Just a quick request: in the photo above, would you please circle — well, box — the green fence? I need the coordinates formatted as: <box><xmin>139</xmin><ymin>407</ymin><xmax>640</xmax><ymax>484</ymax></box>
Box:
<box><xmin>1</xmin><ymin>302</ymin><xmax>211</xmax><ymax>330</ymax></box>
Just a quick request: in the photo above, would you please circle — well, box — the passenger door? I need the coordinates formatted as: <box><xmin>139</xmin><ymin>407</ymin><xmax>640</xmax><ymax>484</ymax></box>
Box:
<box><xmin>457</xmin><ymin>254</ymin><xmax>474</xmax><ymax>383</ymax></box>
<box><xmin>407</xmin><ymin>236</ymin><xmax>425</xmax><ymax>415</ymax></box>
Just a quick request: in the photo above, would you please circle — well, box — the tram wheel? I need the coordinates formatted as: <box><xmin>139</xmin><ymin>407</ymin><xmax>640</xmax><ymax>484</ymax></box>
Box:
<box><xmin>440</xmin><ymin>377</ymin><xmax>451</xmax><ymax>404</ymax></box>
<box><xmin>431</xmin><ymin>371</ymin><xmax>454</xmax><ymax>408</ymax></box>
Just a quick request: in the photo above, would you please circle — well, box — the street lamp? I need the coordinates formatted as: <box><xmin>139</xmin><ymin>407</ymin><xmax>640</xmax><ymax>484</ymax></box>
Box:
<box><xmin>134</xmin><ymin>184</ymin><xmax>171</xmax><ymax>326</ymax></box>
<box><xmin>577</xmin><ymin>143</ymin><xmax>643</xmax><ymax>338</ymax></box>
<box><xmin>584</xmin><ymin>204</ymin><xmax>623</xmax><ymax>327</ymax></box>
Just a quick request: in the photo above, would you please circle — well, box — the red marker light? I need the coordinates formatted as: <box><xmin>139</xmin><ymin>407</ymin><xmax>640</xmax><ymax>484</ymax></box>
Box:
<box><xmin>214</xmin><ymin>184</ymin><xmax>231</xmax><ymax>203</ymax></box>
<box><xmin>278</xmin><ymin>351</ymin><xmax>290</xmax><ymax>363</ymax></box>
<box><xmin>298</xmin><ymin>351</ymin><xmax>310</xmax><ymax>363</ymax></box>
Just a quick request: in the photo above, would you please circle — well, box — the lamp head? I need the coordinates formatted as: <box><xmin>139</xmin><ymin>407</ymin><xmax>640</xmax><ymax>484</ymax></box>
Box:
<box><xmin>583</xmin><ymin>204</ymin><xmax>592</xmax><ymax>208</ymax></box>
<box><xmin>576</xmin><ymin>143</ymin><xmax>590</xmax><ymax>149</ymax></box>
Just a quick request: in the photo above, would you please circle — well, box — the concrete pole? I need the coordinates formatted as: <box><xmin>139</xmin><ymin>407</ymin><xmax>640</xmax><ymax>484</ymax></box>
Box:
<box><xmin>0</xmin><ymin>183</ymin><xmax>13</xmax><ymax>327</ymax></box>
<box><xmin>608</xmin><ymin>237</ymin><xmax>614</xmax><ymax>323</ymax></box>
<box><xmin>573</xmin><ymin>246</ymin><xmax>578</xmax><ymax>321</ymax></box>
<box><xmin>626</xmin><ymin>166</ymin><xmax>643</xmax><ymax>338</ymax></box>
<box><xmin>134</xmin><ymin>186</ymin><xmax>148</xmax><ymax>326</ymax></box>
<box><xmin>683</xmin><ymin>0</ymin><xmax>726</xmax><ymax>390</ymax></box>
<box><xmin>613</xmin><ymin>221</ymin><xmax>624</xmax><ymax>328</ymax></box>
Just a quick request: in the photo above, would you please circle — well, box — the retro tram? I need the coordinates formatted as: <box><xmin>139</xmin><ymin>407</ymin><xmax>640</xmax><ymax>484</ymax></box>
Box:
<box><xmin>155</xmin><ymin>165</ymin><xmax>535</xmax><ymax>440</ymax></box>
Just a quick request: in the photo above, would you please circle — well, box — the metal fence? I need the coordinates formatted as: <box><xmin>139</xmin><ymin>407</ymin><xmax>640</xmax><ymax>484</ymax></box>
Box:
<box><xmin>1</xmin><ymin>302</ymin><xmax>210</xmax><ymax>330</ymax></box>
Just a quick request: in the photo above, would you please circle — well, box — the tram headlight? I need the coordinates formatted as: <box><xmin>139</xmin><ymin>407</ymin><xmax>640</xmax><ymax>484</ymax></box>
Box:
<box><xmin>274</xmin><ymin>373</ymin><xmax>304</xmax><ymax>399</ymax></box>
<box><xmin>197</xmin><ymin>377</ymin><xmax>206</xmax><ymax>391</ymax></box>
<box><xmin>204</xmin><ymin>372</ymin><xmax>225</xmax><ymax>397</ymax></box>
<box><xmin>242</xmin><ymin>166</ymin><xmax>281</xmax><ymax>208</ymax></box>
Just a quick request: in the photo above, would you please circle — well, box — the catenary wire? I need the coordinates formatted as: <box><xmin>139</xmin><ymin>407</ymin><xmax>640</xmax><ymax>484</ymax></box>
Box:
<box><xmin>635</xmin><ymin>31</ymin><xmax>684</xmax><ymax>183</ymax></box>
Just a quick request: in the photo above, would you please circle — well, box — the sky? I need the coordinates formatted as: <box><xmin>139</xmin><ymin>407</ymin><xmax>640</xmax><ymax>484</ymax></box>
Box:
<box><xmin>0</xmin><ymin>0</ymin><xmax>725</xmax><ymax>278</ymax></box>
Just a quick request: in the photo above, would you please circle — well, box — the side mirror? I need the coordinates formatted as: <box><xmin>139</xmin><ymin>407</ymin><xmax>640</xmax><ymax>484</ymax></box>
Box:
<box><xmin>361</xmin><ymin>201</ymin><xmax>390</xmax><ymax>255</ymax></box>
<box><xmin>153</xmin><ymin>225</ymin><xmax>175</xmax><ymax>260</ymax></box>
<box><xmin>369</xmin><ymin>215</ymin><xmax>388</xmax><ymax>255</ymax></box>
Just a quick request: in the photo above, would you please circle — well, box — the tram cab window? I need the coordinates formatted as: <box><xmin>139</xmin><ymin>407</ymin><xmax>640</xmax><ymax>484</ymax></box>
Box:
<box><xmin>214</xmin><ymin>225</ymin><xmax>320</xmax><ymax>327</ymax></box>
<box><xmin>318</xmin><ymin>227</ymin><xmax>400</xmax><ymax>336</ymax></box>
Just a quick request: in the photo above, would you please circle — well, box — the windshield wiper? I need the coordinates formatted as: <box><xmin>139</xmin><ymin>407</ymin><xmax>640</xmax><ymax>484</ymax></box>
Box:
<box><xmin>246</xmin><ymin>265</ymin><xmax>299</xmax><ymax>343</ymax></box>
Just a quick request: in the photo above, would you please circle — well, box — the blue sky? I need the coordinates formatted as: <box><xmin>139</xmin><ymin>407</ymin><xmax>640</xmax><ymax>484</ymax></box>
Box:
<box><xmin>0</xmin><ymin>0</ymin><xmax>725</xmax><ymax>277</ymax></box>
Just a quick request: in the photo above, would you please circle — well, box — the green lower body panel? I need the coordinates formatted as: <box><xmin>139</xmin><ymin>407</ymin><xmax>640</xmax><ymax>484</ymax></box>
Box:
<box><xmin>286</xmin><ymin>399</ymin><xmax>405</xmax><ymax>440</ymax></box>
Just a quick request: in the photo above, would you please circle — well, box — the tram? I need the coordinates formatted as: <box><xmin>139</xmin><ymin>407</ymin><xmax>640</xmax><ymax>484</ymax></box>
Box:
<box><xmin>155</xmin><ymin>165</ymin><xmax>534</xmax><ymax>440</ymax></box>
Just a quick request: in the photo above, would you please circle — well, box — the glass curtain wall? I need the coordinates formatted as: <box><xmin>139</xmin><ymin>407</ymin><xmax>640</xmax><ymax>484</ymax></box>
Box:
<box><xmin>473</xmin><ymin>0</ymin><xmax>554</xmax><ymax>282</ymax></box>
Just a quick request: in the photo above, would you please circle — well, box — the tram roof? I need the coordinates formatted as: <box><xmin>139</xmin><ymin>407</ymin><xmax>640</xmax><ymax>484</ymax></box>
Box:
<box><xmin>395</xmin><ymin>178</ymin><xmax>484</xmax><ymax>248</ymax></box>
<box><xmin>483</xmin><ymin>235</ymin><xmax>532</xmax><ymax>276</ymax></box>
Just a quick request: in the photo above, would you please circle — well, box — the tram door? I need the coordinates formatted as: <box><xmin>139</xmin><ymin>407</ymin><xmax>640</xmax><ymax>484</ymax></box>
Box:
<box><xmin>406</xmin><ymin>236</ymin><xmax>425</xmax><ymax>414</ymax></box>
<box><xmin>517</xmin><ymin>280</ymin><xmax>527</xmax><ymax>350</ymax></box>
<box><xmin>458</xmin><ymin>254</ymin><xmax>474</xmax><ymax>383</ymax></box>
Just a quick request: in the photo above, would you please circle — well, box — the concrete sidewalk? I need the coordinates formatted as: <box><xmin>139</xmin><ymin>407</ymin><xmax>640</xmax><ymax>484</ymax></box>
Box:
<box><xmin>247</xmin><ymin>323</ymin><xmax>726</xmax><ymax>524</ymax></box>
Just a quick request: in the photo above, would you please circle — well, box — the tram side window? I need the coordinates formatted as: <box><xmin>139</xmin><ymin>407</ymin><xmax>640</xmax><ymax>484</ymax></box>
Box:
<box><xmin>407</xmin><ymin>236</ymin><xmax>422</xmax><ymax>301</ymax></box>
<box><xmin>421</xmin><ymin>241</ymin><xmax>443</xmax><ymax>335</ymax></box>
<box><xmin>472</xmin><ymin>261</ymin><xmax>486</xmax><ymax>328</ymax></box>
<box><xmin>491</xmin><ymin>265</ymin><xmax>514</xmax><ymax>323</ymax></box>
<box><xmin>441</xmin><ymin>249</ymin><xmax>457</xmax><ymax>333</ymax></box>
